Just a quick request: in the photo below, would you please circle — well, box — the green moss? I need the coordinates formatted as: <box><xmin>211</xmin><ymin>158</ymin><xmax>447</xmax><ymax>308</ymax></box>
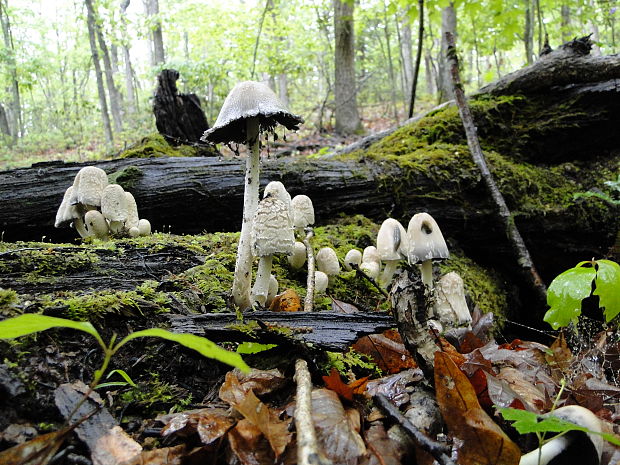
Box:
<box><xmin>107</xmin><ymin>165</ymin><xmax>144</xmax><ymax>190</ymax></box>
<box><xmin>323</xmin><ymin>348</ymin><xmax>382</xmax><ymax>377</ymax></box>
<box><xmin>0</xmin><ymin>247</ymin><xmax>99</xmax><ymax>280</ymax></box>
<box><xmin>118</xmin><ymin>373</ymin><xmax>192</xmax><ymax>414</ymax></box>
<box><xmin>0</xmin><ymin>289</ymin><xmax>20</xmax><ymax>315</ymax></box>
<box><xmin>118</xmin><ymin>134</ymin><xmax>201</xmax><ymax>159</ymax></box>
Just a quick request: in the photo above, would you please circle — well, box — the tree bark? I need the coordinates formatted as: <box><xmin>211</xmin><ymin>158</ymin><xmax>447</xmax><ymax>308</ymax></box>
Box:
<box><xmin>561</xmin><ymin>4</ymin><xmax>570</xmax><ymax>43</ymax></box>
<box><xmin>144</xmin><ymin>0</ymin><xmax>164</xmax><ymax>66</ymax></box>
<box><xmin>0</xmin><ymin>0</ymin><xmax>22</xmax><ymax>143</ymax></box>
<box><xmin>333</xmin><ymin>0</ymin><xmax>362</xmax><ymax>134</ymax></box>
<box><xmin>408</xmin><ymin>0</ymin><xmax>424</xmax><ymax>118</ymax></box>
<box><xmin>84</xmin><ymin>0</ymin><xmax>113</xmax><ymax>146</ymax></box>
<box><xmin>524</xmin><ymin>0</ymin><xmax>535</xmax><ymax>64</ymax></box>
<box><xmin>120</xmin><ymin>0</ymin><xmax>137</xmax><ymax>115</ymax></box>
<box><xmin>436</xmin><ymin>2</ymin><xmax>456</xmax><ymax>103</ymax></box>
<box><xmin>95</xmin><ymin>15</ymin><xmax>123</xmax><ymax>133</ymax></box>
<box><xmin>399</xmin><ymin>12</ymin><xmax>413</xmax><ymax>107</ymax></box>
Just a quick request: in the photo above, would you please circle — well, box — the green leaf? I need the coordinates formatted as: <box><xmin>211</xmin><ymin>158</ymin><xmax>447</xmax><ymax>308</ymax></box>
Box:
<box><xmin>105</xmin><ymin>369</ymin><xmax>136</xmax><ymax>387</ymax></box>
<box><xmin>544</xmin><ymin>265</ymin><xmax>596</xmax><ymax>329</ymax></box>
<box><xmin>236</xmin><ymin>342</ymin><xmax>277</xmax><ymax>354</ymax></box>
<box><xmin>0</xmin><ymin>314</ymin><xmax>102</xmax><ymax>346</ymax></box>
<box><xmin>593</xmin><ymin>260</ymin><xmax>620</xmax><ymax>322</ymax></box>
<box><xmin>116</xmin><ymin>329</ymin><xmax>250</xmax><ymax>373</ymax></box>
<box><xmin>499</xmin><ymin>407</ymin><xmax>620</xmax><ymax>446</ymax></box>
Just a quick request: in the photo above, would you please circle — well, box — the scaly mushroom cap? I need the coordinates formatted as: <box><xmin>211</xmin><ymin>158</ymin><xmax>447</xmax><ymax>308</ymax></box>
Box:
<box><xmin>84</xmin><ymin>210</ymin><xmax>109</xmax><ymax>239</ymax></box>
<box><xmin>434</xmin><ymin>272</ymin><xmax>471</xmax><ymax>327</ymax></box>
<box><xmin>101</xmin><ymin>184</ymin><xmax>128</xmax><ymax>223</ymax></box>
<box><xmin>201</xmin><ymin>81</ymin><xmax>304</xmax><ymax>144</ymax></box>
<box><xmin>288</xmin><ymin>241</ymin><xmax>307</xmax><ymax>269</ymax></box>
<box><xmin>407</xmin><ymin>213</ymin><xmax>449</xmax><ymax>265</ymax></box>
<box><xmin>316</xmin><ymin>247</ymin><xmax>340</xmax><ymax>276</ymax></box>
<box><xmin>344</xmin><ymin>249</ymin><xmax>362</xmax><ymax>271</ymax></box>
<box><xmin>124</xmin><ymin>192</ymin><xmax>140</xmax><ymax>230</ymax></box>
<box><xmin>291</xmin><ymin>195</ymin><xmax>315</xmax><ymax>230</ymax></box>
<box><xmin>55</xmin><ymin>186</ymin><xmax>78</xmax><ymax>228</ymax></box>
<box><xmin>264</xmin><ymin>181</ymin><xmax>292</xmax><ymax>210</ymax></box>
<box><xmin>74</xmin><ymin>166</ymin><xmax>108</xmax><ymax>207</ymax></box>
<box><xmin>377</xmin><ymin>218</ymin><xmax>408</xmax><ymax>261</ymax></box>
<box><xmin>362</xmin><ymin>246</ymin><xmax>381</xmax><ymax>266</ymax></box>
<box><xmin>251</xmin><ymin>196</ymin><xmax>295</xmax><ymax>257</ymax></box>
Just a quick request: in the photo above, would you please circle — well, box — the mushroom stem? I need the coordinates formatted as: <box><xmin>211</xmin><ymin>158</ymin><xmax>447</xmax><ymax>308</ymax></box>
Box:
<box><xmin>519</xmin><ymin>435</ymin><xmax>572</xmax><ymax>465</ymax></box>
<box><xmin>379</xmin><ymin>260</ymin><xmax>398</xmax><ymax>288</ymax></box>
<box><xmin>303</xmin><ymin>228</ymin><xmax>315</xmax><ymax>312</ymax></box>
<box><xmin>231</xmin><ymin>117</ymin><xmax>261</xmax><ymax>309</ymax></box>
<box><xmin>74</xmin><ymin>216</ymin><xmax>90</xmax><ymax>239</ymax></box>
<box><xmin>252</xmin><ymin>255</ymin><xmax>273</xmax><ymax>306</ymax></box>
<box><xmin>420</xmin><ymin>260</ymin><xmax>433</xmax><ymax>289</ymax></box>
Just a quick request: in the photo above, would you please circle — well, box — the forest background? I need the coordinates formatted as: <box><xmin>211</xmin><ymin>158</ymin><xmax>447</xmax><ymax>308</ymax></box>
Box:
<box><xmin>0</xmin><ymin>0</ymin><xmax>615</xmax><ymax>169</ymax></box>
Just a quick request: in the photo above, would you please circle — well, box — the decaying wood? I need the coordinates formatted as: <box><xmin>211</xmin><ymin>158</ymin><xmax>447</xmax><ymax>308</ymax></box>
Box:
<box><xmin>167</xmin><ymin>311</ymin><xmax>394</xmax><ymax>351</ymax></box>
<box><xmin>446</xmin><ymin>32</ymin><xmax>547</xmax><ymax>304</ymax></box>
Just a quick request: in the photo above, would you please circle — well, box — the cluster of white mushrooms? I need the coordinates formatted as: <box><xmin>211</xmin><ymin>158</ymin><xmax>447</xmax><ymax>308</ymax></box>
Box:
<box><xmin>55</xmin><ymin>166</ymin><xmax>151</xmax><ymax>240</ymax></box>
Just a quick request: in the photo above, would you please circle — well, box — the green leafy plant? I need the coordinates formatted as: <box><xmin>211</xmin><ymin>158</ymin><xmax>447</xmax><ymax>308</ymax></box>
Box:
<box><xmin>543</xmin><ymin>259</ymin><xmax>620</xmax><ymax>329</ymax></box>
<box><xmin>95</xmin><ymin>369</ymin><xmax>137</xmax><ymax>389</ymax></box>
<box><xmin>0</xmin><ymin>314</ymin><xmax>250</xmax><ymax>389</ymax></box>
<box><xmin>573</xmin><ymin>174</ymin><xmax>620</xmax><ymax>206</ymax></box>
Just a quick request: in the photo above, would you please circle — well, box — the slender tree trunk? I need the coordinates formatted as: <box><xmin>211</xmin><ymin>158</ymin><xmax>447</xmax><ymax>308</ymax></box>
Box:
<box><xmin>524</xmin><ymin>0</ymin><xmax>535</xmax><ymax>64</ymax></box>
<box><xmin>277</xmin><ymin>73</ymin><xmax>289</xmax><ymax>108</ymax></box>
<box><xmin>471</xmin><ymin>17</ymin><xmax>482</xmax><ymax>87</ymax></box>
<box><xmin>382</xmin><ymin>0</ymin><xmax>398</xmax><ymax>120</ymax></box>
<box><xmin>589</xmin><ymin>1</ymin><xmax>602</xmax><ymax>56</ymax></box>
<box><xmin>0</xmin><ymin>0</ymin><xmax>22</xmax><ymax>143</ymax></box>
<box><xmin>95</xmin><ymin>21</ymin><xmax>123</xmax><ymax>133</ymax></box>
<box><xmin>408</xmin><ymin>0</ymin><xmax>424</xmax><ymax>117</ymax></box>
<box><xmin>561</xmin><ymin>4</ymin><xmax>570</xmax><ymax>43</ymax></box>
<box><xmin>120</xmin><ymin>0</ymin><xmax>136</xmax><ymax>116</ymax></box>
<box><xmin>400</xmin><ymin>13</ymin><xmax>413</xmax><ymax>102</ymax></box>
<box><xmin>437</xmin><ymin>2</ymin><xmax>455</xmax><ymax>103</ymax></box>
<box><xmin>0</xmin><ymin>103</ymin><xmax>10</xmax><ymax>139</ymax></box>
<box><xmin>333</xmin><ymin>0</ymin><xmax>362</xmax><ymax>134</ymax></box>
<box><xmin>84</xmin><ymin>0</ymin><xmax>113</xmax><ymax>146</ymax></box>
<box><xmin>145</xmin><ymin>0</ymin><xmax>165</xmax><ymax>66</ymax></box>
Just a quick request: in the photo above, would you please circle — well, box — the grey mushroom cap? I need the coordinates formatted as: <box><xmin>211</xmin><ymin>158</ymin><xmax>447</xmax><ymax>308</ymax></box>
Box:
<box><xmin>201</xmin><ymin>81</ymin><xmax>304</xmax><ymax>144</ymax></box>
<box><xmin>251</xmin><ymin>196</ymin><xmax>295</xmax><ymax>257</ymax></box>
<box><xmin>377</xmin><ymin>218</ymin><xmax>408</xmax><ymax>261</ymax></box>
<box><xmin>407</xmin><ymin>213</ymin><xmax>449</xmax><ymax>264</ymax></box>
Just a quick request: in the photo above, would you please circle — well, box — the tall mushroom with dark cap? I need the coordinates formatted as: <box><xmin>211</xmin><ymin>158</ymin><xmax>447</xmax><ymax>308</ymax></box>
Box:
<box><xmin>407</xmin><ymin>212</ymin><xmax>449</xmax><ymax>289</ymax></box>
<box><xmin>202</xmin><ymin>81</ymin><xmax>303</xmax><ymax>309</ymax></box>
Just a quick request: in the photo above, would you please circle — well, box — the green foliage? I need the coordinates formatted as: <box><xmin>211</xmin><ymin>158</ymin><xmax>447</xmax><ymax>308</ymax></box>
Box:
<box><xmin>324</xmin><ymin>348</ymin><xmax>382</xmax><ymax>377</ymax></box>
<box><xmin>499</xmin><ymin>407</ymin><xmax>620</xmax><ymax>446</ymax></box>
<box><xmin>544</xmin><ymin>259</ymin><xmax>620</xmax><ymax>329</ymax></box>
<box><xmin>573</xmin><ymin>174</ymin><xmax>620</xmax><ymax>206</ymax></box>
<box><xmin>236</xmin><ymin>342</ymin><xmax>278</xmax><ymax>354</ymax></box>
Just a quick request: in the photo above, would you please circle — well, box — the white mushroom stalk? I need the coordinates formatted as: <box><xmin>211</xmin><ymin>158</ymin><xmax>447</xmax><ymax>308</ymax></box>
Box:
<box><xmin>202</xmin><ymin>81</ymin><xmax>303</xmax><ymax>309</ymax></box>
<box><xmin>376</xmin><ymin>218</ymin><xmax>408</xmax><ymax>288</ymax></box>
<box><xmin>407</xmin><ymin>213</ymin><xmax>449</xmax><ymax>290</ymax></box>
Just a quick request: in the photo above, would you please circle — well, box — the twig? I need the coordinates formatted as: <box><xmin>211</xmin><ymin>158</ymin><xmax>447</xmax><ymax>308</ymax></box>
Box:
<box><xmin>373</xmin><ymin>393</ymin><xmax>456</xmax><ymax>465</ymax></box>
<box><xmin>294</xmin><ymin>359</ymin><xmax>332</xmax><ymax>465</ymax></box>
<box><xmin>303</xmin><ymin>228</ymin><xmax>316</xmax><ymax>312</ymax></box>
<box><xmin>350</xmin><ymin>263</ymin><xmax>389</xmax><ymax>299</ymax></box>
<box><xmin>445</xmin><ymin>32</ymin><xmax>547</xmax><ymax>304</ymax></box>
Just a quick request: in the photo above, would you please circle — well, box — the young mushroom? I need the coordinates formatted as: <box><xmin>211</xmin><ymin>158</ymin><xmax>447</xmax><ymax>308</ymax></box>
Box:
<box><xmin>73</xmin><ymin>166</ymin><xmax>109</xmax><ymax>208</ymax></box>
<box><xmin>376</xmin><ymin>218</ymin><xmax>408</xmax><ymax>287</ymax></box>
<box><xmin>202</xmin><ymin>81</ymin><xmax>303</xmax><ymax>309</ymax></box>
<box><xmin>250</xmin><ymin>195</ymin><xmax>295</xmax><ymax>306</ymax></box>
<box><xmin>84</xmin><ymin>210</ymin><xmax>110</xmax><ymax>240</ymax></box>
<box><xmin>313</xmin><ymin>271</ymin><xmax>329</xmax><ymax>294</ymax></box>
<box><xmin>360</xmin><ymin>246</ymin><xmax>381</xmax><ymax>280</ymax></box>
<box><xmin>407</xmin><ymin>213</ymin><xmax>449</xmax><ymax>290</ymax></box>
<box><xmin>101</xmin><ymin>184</ymin><xmax>128</xmax><ymax>235</ymax></box>
<box><xmin>315</xmin><ymin>247</ymin><xmax>340</xmax><ymax>287</ymax></box>
<box><xmin>433</xmin><ymin>272</ymin><xmax>472</xmax><ymax>328</ymax></box>
<box><xmin>519</xmin><ymin>405</ymin><xmax>603</xmax><ymax>465</ymax></box>
<box><xmin>344</xmin><ymin>249</ymin><xmax>362</xmax><ymax>271</ymax></box>
<box><xmin>55</xmin><ymin>186</ymin><xmax>89</xmax><ymax>238</ymax></box>
<box><xmin>290</xmin><ymin>195</ymin><xmax>315</xmax><ymax>234</ymax></box>
<box><xmin>288</xmin><ymin>241</ymin><xmax>307</xmax><ymax>269</ymax></box>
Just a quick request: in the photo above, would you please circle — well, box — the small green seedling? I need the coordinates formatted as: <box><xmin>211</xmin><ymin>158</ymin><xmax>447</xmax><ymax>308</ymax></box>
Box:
<box><xmin>543</xmin><ymin>259</ymin><xmax>620</xmax><ymax>329</ymax></box>
<box><xmin>0</xmin><ymin>314</ymin><xmax>250</xmax><ymax>388</ymax></box>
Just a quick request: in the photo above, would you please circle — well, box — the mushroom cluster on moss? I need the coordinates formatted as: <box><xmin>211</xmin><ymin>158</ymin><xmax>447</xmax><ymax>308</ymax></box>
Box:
<box><xmin>202</xmin><ymin>81</ymin><xmax>303</xmax><ymax>309</ymax></box>
<box><xmin>55</xmin><ymin>166</ymin><xmax>151</xmax><ymax>240</ymax></box>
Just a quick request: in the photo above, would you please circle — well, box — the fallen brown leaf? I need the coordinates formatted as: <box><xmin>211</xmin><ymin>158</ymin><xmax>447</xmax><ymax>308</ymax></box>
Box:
<box><xmin>352</xmin><ymin>330</ymin><xmax>417</xmax><ymax>374</ymax></box>
<box><xmin>161</xmin><ymin>408</ymin><xmax>234</xmax><ymax>445</ymax></box>
<box><xmin>227</xmin><ymin>419</ymin><xmax>274</xmax><ymax>465</ymax></box>
<box><xmin>322</xmin><ymin>368</ymin><xmax>369</xmax><ymax>402</ymax></box>
<box><xmin>269</xmin><ymin>289</ymin><xmax>301</xmax><ymax>312</ymax></box>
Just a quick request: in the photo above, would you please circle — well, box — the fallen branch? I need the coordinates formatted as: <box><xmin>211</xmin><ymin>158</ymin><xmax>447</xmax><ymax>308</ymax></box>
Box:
<box><xmin>303</xmin><ymin>228</ymin><xmax>316</xmax><ymax>312</ymax></box>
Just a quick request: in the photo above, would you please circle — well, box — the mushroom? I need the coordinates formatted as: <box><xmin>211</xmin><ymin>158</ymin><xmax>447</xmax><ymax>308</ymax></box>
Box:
<box><xmin>344</xmin><ymin>249</ymin><xmax>362</xmax><ymax>271</ymax></box>
<box><xmin>264</xmin><ymin>181</ymin><xmax>291</xmax><ymax>210</ymax></box>
<box><xmin>73</xmin><ymin>166</ymin><xmax>108</xmax><ymax>208</ymax></box>
<box><xmin>290</xmin><ymin>195</ymin><xmax>315</xmax><ymax>234</ymax></box>
<box><xmin>315</xmin><ymin>247</ymin><xmax>340</xmax><ymax>287</ymax></box>
<box><xmin>138</xmin><ymin>219</ymin><xmax>151</xmax><ymax>236</ymax></box>
<box><xmin>124</xmin><ymin>192</ymin><xmax>140</xmax><ymax>231</ymax></box>
<box><xmin>407</xmin><ymin>213</ymin><xmax>449</xmax><ymax>289</ymax></box>
<box><xmin>434</xmin><ymin>272</ymin><xmax>472</xmax><ymax>328</ymax></box>
<box><xmin>250</xmin><ymin>195</ymin><xmax>295</xmax><ymax>306</ymax></box>
<box><xmin>84</xmin><ymin>210</ymin><xmax>110</xmax><ymax>240</ymax></box>
<box><xmin>519</xmin><ymin>405</ymin><xmax>603</xmax><ymax>465</ymax></box>
<box><xmin>314</xmin><ymin>271</ymin><xmax>329</xmax><ymax>294</ymax></box>
<box><xmin>376</xmin><ymin>218</ymin><xmax>408</xmax><ymax>287</ymax></box>
<box><xmin>55</xmin><ymin>186</ymin><xmax>89</xmax><ymax>238</ymax></box>
<box><xmin>101</xmin><ymin>184</ymin><xmax>128</xmax><ymax>235</ymax></box>
<box><xmin>288</xmin><ymin>241</ymin><xmax>307</xmax><ymax>269</ymax></box>
<box><xmin>202</xmin><ymin>81</ymin><xmax>303</xmax><ymax>309</ymax></box>
<box><xmin>360</xmin><ymin>246</ymin><xmax>381</xmax><ymax>279</ymax></box>
<box><xmin>266</xmin><ymin>275</ymin><xmax>279</xmax><ymax>307</ymax></box>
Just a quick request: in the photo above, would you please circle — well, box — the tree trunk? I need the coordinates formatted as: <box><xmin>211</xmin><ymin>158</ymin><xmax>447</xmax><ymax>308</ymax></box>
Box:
<box><xmin>408</xmin><ymin>0</ymin><xmax>424</xmax><ymax>118</ymax></box>
<box><xmin>277</xmin><ymin>73</ymin><xmax>289</xmax><ymax>108</ymax></box>
<box><xmin>0</xmin><ymin>0</ymin><xmax>22</xmax><ymax>143</ymax></box>
<box><xmin>120</xmin><ymin>0</ymin><xmax>137</xmax><ymax>115</ymax></box>
<box><xmin>381</xmin><ymin>0</ymin><xmax>398</xmax><ymax>120</ymax></box>
<box><xmin>145</xmin><ymin>0</ymin><xmax>165</xmax><ymax>66</ymax></box>
<box><xmin>524</xmin><ymin>0</ymin><xmax>535</xmax><ymax>64</ymax></box>
<box><xmin>436</xmin><ymin>2</ymin><xmax>455</xmax><ymax>103</ymax></box>
<box><xmin>0</xmin><ymin>102</ymin><xmax>10</xmax><ymax>139</ymax></box>
<box><xmin>400</xmin><ymin>13</ymin><xmax>413</xmax><ymax>105</ymax></box>
<box><xmin>95</xmin><ymin>16</ymin><xmax>123</xmax><ymax>133</ymax></box>
<box><xmin>561</xmin><ymin>4</ymin><xmax>570</xmax><ymax>43</ymax></box>
<box><xmin>333</xmin><ymin>0</ymin><xmax>362</xmax><ymax>134</ymax></box>
<box><xmin>84</xmin><ymin>0</ymin><xmax>113</xmax><ymax>146</ymax></box>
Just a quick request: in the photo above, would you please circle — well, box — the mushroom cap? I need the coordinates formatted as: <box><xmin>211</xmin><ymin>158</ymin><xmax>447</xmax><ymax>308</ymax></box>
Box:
<box><xmin>344</xmin><ymin>249</ymin><xmax>362</xmax><ymax>271</ymax></box>
<box><xmin>101</xmin><ymin>184</ymin><xmax>128</xmax><ymax>223</ymax></box>
<box><xmin>314</xmin><ymin>271</ymin><xmax>329</xmax><ymax>294</ymax></box>
<box><xmin>264</xmin><ymin>181</ymin><xmax>291</xmax><ymax>209</ymax></box>
<box><xmin>407</xmin><ymin>213</ymin><xmax>449</xmax><ymax>264</ymax></box>
<box><xmin>288</xmin><ymin>241</ymin><xmax>307</xmax><ymax>269</ymax></box>
<box><xmin>124</xmin><ymin>192</ymin><xmax>140</xmax><ymax>230</ymax></box>
<box><xmin>201</xmin><ymin>81</ymin><xmax>304</xmax><ymax>144</ymax></box>
<box><xmin>361</xmin><ymin>261</ymin><xmax>380</xmax><ymax>279</ymax></box>
<box><xmin>377</xmin><ymin>218</ymin><xmax>408</xmax><ymax>261</ymax></box>
<box><xmin>362</xmin><ymin>246</ymin><xmax>381</xmax><ymax>266</ymax></box>
<box><xmin>434</xmin><ymin>272</ymin><xmax>471</xmax><ymax>326</ymax></box>
<box><xmin>291</xmin><ymin>195</ymin><xmax>315</xmax><ymax>229</ymax></box>
<box><xmin>84</xmin><ymin>210</ymin><xmax>109</xmax><ymax>239</ymax></box>
<box><xmin>251</xmin><ymin>196</ymin><xmax>295</xmax><ymax>257</ymax></box>
<box><xmin>316</xmin><ymin>247</ymin><xmax>340</xmax><ymax>276</ymax></box>
<box><xmin>55</xmin><ymin>186</ymin><xmax>79</xmax><ymax>228</ymax></box>
<box><xmin>74</xmin><ymin>166</ymin><xmax>108</xmax><ymax>207</ymax></box>
<box><xmin>138</xmin><ymin>219</ymin><xmax>151</xmax><ymax>236</ymax></box>
<box><xmin>546</xmin><ymin>405</ymin><xmax>603</xmax><ymax>462</ymax></box>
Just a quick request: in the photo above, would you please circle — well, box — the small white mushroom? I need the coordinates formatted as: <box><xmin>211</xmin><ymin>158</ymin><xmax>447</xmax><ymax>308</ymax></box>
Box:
<box><xmin>314</xmin><ymin>271</ymin><xmax>329</xmax><ymax>294</ymax></box>
<box><xmin>519</xmin><ymin>405</ymin><xmax>603</xmax><ymax>465</ymax></box>
<box><xmin>101</xmin><ymin>184</ymin><xmax>128</xmax><ymax>234</ymax></box>
<box><xmin>315</xmin><ymin>247</ymin><xmax>340</xmax><ymax>287</ymax></box>
<box><xmin>251</xmin><ymin>196</ymin><xmax>295</xmax><ymax>306</ymax></box>
<box><xmin>138</xmin><ymin>219</ymin><xmax>151</xmax><ymax>236</ymax></box>
<box><xmin>360</xmin><ymin>261</ymin><xmax>381</xmax><ymax>280</ymax></box>
<box><xmin>434</xmin><ymin>272</ymin><xmax>472</xmax><ymax>328</ymax></box>
<box><xmin>362</xmin><ymin>246</ymin><xmax>381</xmax><ymax>266</ymax></box>
<box><xmin>344</xmin><ymin>249</ymin><xmax>362</xmax><ymax>271</ymax></box>
<box><xmin>290</xmin><ymin>195</ymin><xmax>315</xmax><ymax>233</ymax></box>
<box><xmin>84</xmin><ymin>210</ymin><xmax>109</xmax><ymax>240</ymax></box>
<box><xmin>407</xmin><ymin>213</ymin><xmax>449</xmax><ymax>289</ymax></box>
<box><xmin>266</xmin><ymin>275</ymin><xmax>279</xmax><ymax>307</ymax></box>
<box><xmin>288</xmin><ymin>241</ymin><xmax>307</xmax><ymax>269</ymax></box>
<box><xmin>74</xmin><ymin>166</ymin><xmax>108</xmax><ymax>207</ymax></box>
<box><xmin>376</xmin><ymin>218</ymin><xmax>408</xmax><ymax>287</ymax></box>
<box><xmin>124</xmin><ymin>192</ymin><xmax>140</xmax><ymax>230</ymax></box>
